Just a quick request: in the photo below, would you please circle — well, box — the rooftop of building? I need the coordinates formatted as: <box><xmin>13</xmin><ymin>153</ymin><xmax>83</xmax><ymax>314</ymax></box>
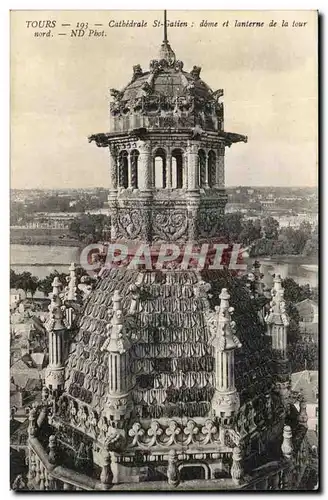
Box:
<box><xmin>291</xmin><ymin>370</ymin><xmax>318</xmax><ymax>404</ymax></box>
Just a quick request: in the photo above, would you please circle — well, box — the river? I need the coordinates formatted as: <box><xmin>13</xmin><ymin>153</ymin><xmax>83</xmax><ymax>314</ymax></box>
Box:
<box><xmin>10</xmin><ymin>244</ymin><xmax>80</xmax><ymax>279</ymax></box>
<box><xmin>10</xmin><ymin>244</ymin><xmax>318</xmax><ymax>287</ymax></box>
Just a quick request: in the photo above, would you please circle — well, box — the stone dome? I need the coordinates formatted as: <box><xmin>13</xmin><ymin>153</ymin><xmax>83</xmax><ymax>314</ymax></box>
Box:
<box><xmin>109</xmin><ymin>40</ymin><xmax>224</xmax><ymax>133</ymax></box>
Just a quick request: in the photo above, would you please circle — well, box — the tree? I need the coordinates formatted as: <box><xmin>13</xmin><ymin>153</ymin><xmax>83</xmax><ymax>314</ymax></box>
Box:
<box><xmin>282</xmin><ymin>277</ymin><xmax>312</xmax><ymax>304</ymax></box>
<box><xmin>239</xmin><ymin>219</ymin><xmax>262</xmax><ymax>246</ymax></box>
<box><xmin>303</xmin><ymin>232</ymin><xmax>318</xmax><ymax>257</ymax></box>
<box><xmin>221</xmin><ymin>213</ymin><xmax>244</xmax><ymax>243</ymax></box>
<box><xmin>10</xmin><ymin>271</ymin><xmax>39</xmax><ymax>297</ymax></box>
<box><xmin>262</xmin><ymin>216</ymin><xmax>279</xmax><ymax>240</ymax></box>
<box><xmin>38</xmin><ymin>271</ymin><xmax>68</xmax><ymax>296</ymax></box>
<box><xmin>69</xmin><ymin>214</ymin><xmax>110</xmax><ymax>243</ymax></box>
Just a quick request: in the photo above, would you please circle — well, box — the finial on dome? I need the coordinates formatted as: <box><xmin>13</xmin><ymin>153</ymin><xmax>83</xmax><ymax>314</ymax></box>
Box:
<box><xmin>158</xmin><ymin>10</ymin><xmax>176</xmax><ymax>66</ymax></box>
<box><xmin>164</xmin><ymin>10</ymin><xmax>168</xmax><ymax>43</ymax></box>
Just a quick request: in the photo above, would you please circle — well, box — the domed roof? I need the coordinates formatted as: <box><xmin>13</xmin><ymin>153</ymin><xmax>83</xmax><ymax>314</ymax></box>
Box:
<box><xmin>109</xmin><ymin>40</ymin><xmax>224</xmax><ymax>132</ymax></box>
<box><xmin>63</xmin><ymin>268</ymin><xmax>274</xmax><ymax>423</ymax></box>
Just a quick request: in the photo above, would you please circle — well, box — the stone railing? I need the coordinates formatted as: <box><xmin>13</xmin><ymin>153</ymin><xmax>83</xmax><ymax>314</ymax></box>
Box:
<box><xmin>28</xmin><ymin>437</ymin><xmax>107</xmax><ymax>491</ymax></box>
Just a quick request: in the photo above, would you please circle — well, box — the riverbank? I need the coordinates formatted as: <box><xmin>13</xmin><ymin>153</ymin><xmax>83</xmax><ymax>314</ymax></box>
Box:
<box><xmin>10</xmin><ymin>227</ymin><xmax>82</xmax><ymax>247</ymax></box>
<box><xmin>10</xmin><ymin>235</ymin><xmax>81</xmax><ymax>247</ymax></box>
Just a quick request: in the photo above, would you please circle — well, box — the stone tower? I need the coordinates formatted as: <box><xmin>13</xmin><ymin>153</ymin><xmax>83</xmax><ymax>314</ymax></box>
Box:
<box><xmin>26</xmin><ymin>15</ymin><xmax>310</xmax><ymax>491</ymax></box>
<box><xmin>89</xmin><ymin>15</ymin><xmax>247</xmax><ymax>245</ymax></box>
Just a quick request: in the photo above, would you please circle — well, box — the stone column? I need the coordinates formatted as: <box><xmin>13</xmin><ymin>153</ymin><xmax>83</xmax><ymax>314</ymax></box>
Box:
<box><xmin>108</xmin><ymin>147</ymin><xmax>118</xmax><ymax>192</ymax></box>
<box><xmin>204</xmin><ymin>152</ymin><xmax>209</xmax><ymax>188</ymax></box>
<box><xmin>216</xmin><ymin>144</ymin><xmax>225</xmax><ymax>188</ymax></box>
<box><xmin>166</xmin><ymin>153</ymin><xmax>172</xmax><ymax>188</ymax></box>
<box><xmin>186</xmin><ymin>142</ymin><xmax>199</xmax><ymax>191</ymax></box>
<box><xmin>167</xmin><ymin>450</ymin><xmax>179</xmax><ymax>487</ymax></box>
<box><xmin>100</xmin><ymin>443</ymin><xmax>112</xmax><ymax>490</ymax></box>
<box><xmin>137</xmin><ymin>141</ymin><xmax>152</xmax><ymax>190</ymax></box>
<box><xmin>231</xmin><ymin>446</ymin><xmax>243</xmax><ymax>485</ymax></box>
<box><xmin>183</xmin><ymin>152</ymin><xmax>188</xmax><ymax>189</ymax></box>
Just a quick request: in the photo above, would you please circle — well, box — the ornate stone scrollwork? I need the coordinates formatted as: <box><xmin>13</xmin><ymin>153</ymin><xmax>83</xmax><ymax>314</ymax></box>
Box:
<box><xmin>190</xmin><ymin>66</ymin><xmax>201</xmax><ymax>80</ymax></box>
<box><xmin>198</xmin><ymin>209</ymin><xmax>221</xmax><ymax>238</ymax></box>
<box><xmin>117</xmin><ymin>210</ymin><xmax>142</xmax><ymax>239</ymax></box>
<box><xmin>132</xmin><ymin>64</ymin><xmax>143</xmax><ymax>82</ymax></box>
<box><xmin>152</xmin><ymin>210</ymin><xmax>188</xmax><ymax>241</ymax></box>
<box><xmin>110</xmin><ymin>88</ymin><xmax>124</xmax><ymax>101</ymax></box>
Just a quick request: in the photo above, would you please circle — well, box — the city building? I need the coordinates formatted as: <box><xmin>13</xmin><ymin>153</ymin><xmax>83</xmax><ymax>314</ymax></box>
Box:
<box><xmin>291</xmin><ymin>371</ymin><xmax>318</xmax><ymax>434</ymax></box>
<box><xmin>24</xmin><ymin>17</ymin><xmax>312</xmax><ymax>492</ymax></box>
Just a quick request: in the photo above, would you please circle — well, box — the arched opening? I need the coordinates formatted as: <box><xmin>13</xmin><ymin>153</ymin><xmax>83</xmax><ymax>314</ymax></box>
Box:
<box><xmin>153</xmin><ymin>148</ymin><xmax>166</xmax><ymax>189</ymax></box>
<box><xmin>171</xmin><ymin>149</ymin><xmax>184</xmax><ymax>189</ymax></box>
<box><xmin>208</xmin><ymin>150</ymin><xmax>216</xmax><ymax>188</ymax></box>
<box><xmin>198</xmin><ymin>149</ymin><xmax>207</xmax><ymax>188</ymax></box>
<box><xmin>118</xmin><ymin>150</ymin><xmax>128</xmax><ymax>188</ymax></box>
<box><xmin>179</xmin><ymin>464</ymin><xmax>209</xmax><ymax>482</ymax></box>
<box><xmin>130</xmin><ymin>149</ymin><xmax>139</xmax><ymax>189</ymax></box>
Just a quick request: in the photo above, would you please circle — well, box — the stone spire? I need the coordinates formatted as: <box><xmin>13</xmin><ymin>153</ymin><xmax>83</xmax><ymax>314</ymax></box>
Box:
<box><xmin>51</xmin><ymin>276</ymin><xmax>62</xmax><ymax>298</ymax></box>
<box><xmin>66</xmin><ymin>262</ymin><xmax>78</xmax><ymax>301</ymax></box>
<box><xmin>64</xmin><ymin>262</ymin><xmax>80</xmax><ymax>327</ymax></box>
<box><xmin>45</xmin><ymin>281</ymin><xmax>67</xmax><ymax>393</ymax></box>
<box><xmin>265</xmin><ymin>275</ymin><xmax>289</xmax><ymax>330</ymax></box>
<box><xmin>208</xmin><ymin>288</ymin><xmax>242</xmax><ymax>423</ymax></box>
<box><xmin>101</xmin><ymin>290</ymin><xmax>135</xmax><ymax>422</ymax></box>
<box><xmin>265</xmin><ymin>275</ymin><xmax>291</xmax><ymax>405</ymax></box>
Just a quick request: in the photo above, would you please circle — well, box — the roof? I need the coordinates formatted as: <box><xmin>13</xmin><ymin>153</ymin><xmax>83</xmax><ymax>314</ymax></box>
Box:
<box><xmin>106</xmin><ymin>40</ymin><xmax>226</xmax><ymax>135</ymax></box>
<box><xmin>291</xmin><ymin>370</ymin><xmax>318</xmax><ymax>403</ymax></box>
<box><xmin>122</xmin><ymin>68</ymin><xmax>213</xmax><ymax>102</ymax></box>
<box><xmin>11</xmin><ymin>358</ymin><xmax>41</xmax><ymax>388</ymax></box>
<box><xmin>30</xmin><ymin>352</ymin><xmax>46</xmax><ymax>367</ymax></box>
<box><xmin>295</xmin><ymin>298</ymin><xmax>318</xmax><ymax>309</ymax></box>
<box><xmin>63</xmin><ymin>268</ymin><xmax>273</xmax><ymax>421</ymax></box>
<box><xmin>10</xmin><ymin>289</ymin><xmax>26</xmax><ymax>297</ymax></box>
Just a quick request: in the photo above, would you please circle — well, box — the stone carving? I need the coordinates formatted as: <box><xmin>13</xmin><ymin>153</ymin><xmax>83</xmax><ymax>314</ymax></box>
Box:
<box><xmin>152</xmin><ymin>210</ymin><xmax>188</xmax><ymax>241</ymax></box>
<box><xmin>167</xmin><ymin>450</ymin><xmax>179</xmax><ymax>486</ymax></box>
<box><xmin>231</xmin><ymin>446</ymin><xmax>243</xmax><ymax>485</ymax></box>
<box><xmin>117</xmin><ymin>210</ymin><xmax>142</xmax><ymax>239</ymax></box>
<box><xmin>198</xmin><ymin>209</ymin><xmax>221</xmax><ymax>238</ymax></box>
<box><xmin>127</xmin><ymin>419</ymin><xmax>222</xmax><ymax>449</ymax></box>
<box><xmin>110</xmin><ymin>88</ymin><xmax>124</xmax><ymax>101</ymax></box>
<box><xmin>190</xmin><ymin>66</ymin><xmax>201</xmax><ymax>80</ymax></box>
<box><xmin>132</xmin><ymin>64</ymin><xmax>143</xmax><ymax>82</ymax></box>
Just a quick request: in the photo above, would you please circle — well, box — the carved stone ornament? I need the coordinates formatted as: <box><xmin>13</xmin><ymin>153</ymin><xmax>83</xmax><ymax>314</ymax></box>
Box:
<box><xmin>152</xmin><ymin>210</ymin><xmax>188</xmax><ymax>241</ymax></box>
<box><xmin>117</xmin><ymin>210</ymin><xmax>142</xmax><ymax>240</ymax></box>
<box><xmin>127</xmin><ymin>419</ymin><xmax>222</xmax><ymax>449</ymax></box>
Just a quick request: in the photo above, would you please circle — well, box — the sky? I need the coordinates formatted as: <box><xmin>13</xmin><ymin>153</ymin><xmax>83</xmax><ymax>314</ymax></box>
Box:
<box><xmin>11</xmin><ymin>10</ymin><xmax>318</xmax><ymax>189</ymax></box>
